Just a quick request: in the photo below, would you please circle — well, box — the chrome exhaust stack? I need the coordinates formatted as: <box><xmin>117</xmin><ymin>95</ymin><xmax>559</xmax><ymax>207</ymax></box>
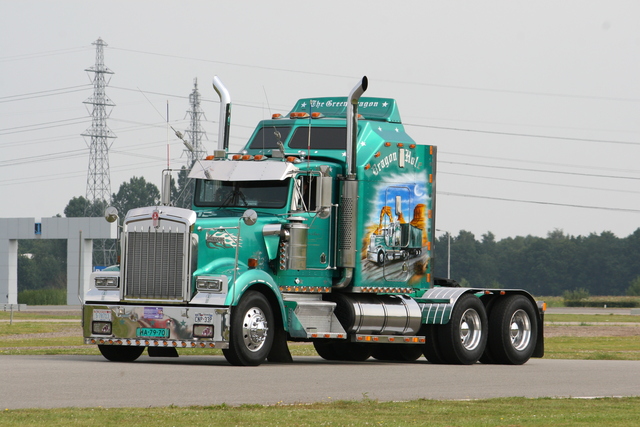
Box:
<box><xmin>335</xmin><ymin>76</ymin><xmax>368</xmax><ymax>288</ymax></box>
<box><xmin>345</xmin><ymin>76</ymin><xmax>368</xmax><ymax>178</ymax></box>
<box><xmin>213</xmin><ymin>76</ymin><xmax>231</xmax><ymax>151</ymax></box>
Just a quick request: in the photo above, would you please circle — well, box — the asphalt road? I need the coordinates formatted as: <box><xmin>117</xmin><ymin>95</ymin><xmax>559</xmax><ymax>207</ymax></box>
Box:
<box><xmin>2</xmin><ymin>355</ymin><xmax>639</xmax><ymax>409</ymax></box>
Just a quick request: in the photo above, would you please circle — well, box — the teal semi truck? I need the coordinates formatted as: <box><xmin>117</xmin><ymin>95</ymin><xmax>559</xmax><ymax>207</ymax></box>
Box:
<box><xmin>82</xmin><ymin>76</ymin><xmax>545</xmax><ymax>366</ymax></box>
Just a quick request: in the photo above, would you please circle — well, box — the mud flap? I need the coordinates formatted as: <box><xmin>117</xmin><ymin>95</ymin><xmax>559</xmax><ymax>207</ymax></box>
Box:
<box><xmin>267</xmin><ymin>324</ymin><xmax>293</xmax><ymax>363</ymax></box>
<box><xmin>148</xmin><ymin>347</ymin><xmax>179</xmax><ymax>357</ymax></box>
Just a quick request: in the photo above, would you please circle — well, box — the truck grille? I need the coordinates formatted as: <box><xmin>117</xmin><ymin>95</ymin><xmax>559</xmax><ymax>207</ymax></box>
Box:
<box><xmin>124</xmin><ymin>230</ymin><xmax>186</xmax><ymax>300</ymax></box>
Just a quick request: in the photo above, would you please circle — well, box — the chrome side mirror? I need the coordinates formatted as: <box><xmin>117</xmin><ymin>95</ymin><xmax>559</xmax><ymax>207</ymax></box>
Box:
<box><xmin>242</xmin><ymin>209</ymin><xmax>258</xmax><ymax>226</ymax></box>
<box><xmin>104</xmin><ymin>206</ymin><xmax>119</xmax><ymax>223</ymax></box>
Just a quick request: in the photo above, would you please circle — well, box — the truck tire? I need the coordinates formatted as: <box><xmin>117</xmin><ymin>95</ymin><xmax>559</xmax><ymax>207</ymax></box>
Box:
<box><xmin>313</xmin><ymin>340</ymin><xmax>371</xmax><ymax>361</ymax></box>
<box><xmin>437</xmin><ymin>294</ymin><xmax>487</xmax><ymax>365</ymax></box>
<box><xmin>223</xmin><ymin>291</ymin><xmax>274</xmax><ymax>366</ymax></box>
<box><xmin>371</xmin><ymin>344</ymin><xmax>423</xmax><ymax>362</ymax></box>
<box><xmin>98</xmin><ymin>345</ymin><xmax>144</xmax><ymax>362</ymax></box>
<box><xmin>422</xmin><ymin>325</ymin><xmax>445</xmax><ymax>364</ymax></box>
<box><xmin>487</xmin><ymin>295</ymin><xmax>537</xmax><ymax>365</ymax></box>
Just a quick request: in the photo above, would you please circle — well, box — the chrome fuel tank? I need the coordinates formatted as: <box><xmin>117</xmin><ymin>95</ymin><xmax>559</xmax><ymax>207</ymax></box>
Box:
<box><xmin>328</xmin><ymin>293</ymin><xmax>422</xmax><ymax>335</ymax></box>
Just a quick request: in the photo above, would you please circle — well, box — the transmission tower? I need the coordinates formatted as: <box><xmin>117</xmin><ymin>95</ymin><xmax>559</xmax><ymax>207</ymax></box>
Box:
<box><xmin>82</xmin><ymin>37</ymin><xmax>116</xmax><ymax>217</ymax></box>
<box><xmin>184</xmin><ymin>78</ymin><xmax>207</xmax><ymax>163</ymax></box>
<box><xmin>175</xmin><ymin>78</ymin><xmax>207</xmax><ymax>208</ymax></box>
<box><xmin>82</xmin><ymin>37</ymin><xmax>116</xmax><ymax>267</ymax></box>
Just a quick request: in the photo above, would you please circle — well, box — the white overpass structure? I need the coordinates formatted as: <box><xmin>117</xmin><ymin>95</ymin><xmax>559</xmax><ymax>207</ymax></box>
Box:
<box><xmin>0</xmin><ymin>217</ymin><xmax>117</xmax><ymax>306</ymax></box>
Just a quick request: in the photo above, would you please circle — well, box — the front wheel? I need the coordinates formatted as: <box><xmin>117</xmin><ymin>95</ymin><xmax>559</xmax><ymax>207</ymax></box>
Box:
<box><xmin>98</xmin><ymin>345</ymin><xmax>144</xmax><ymax>362</ymax></box>
<box><xmin>437</xmin><ymin>294</ymin><xmax>487</xmax><ymax>365</ymax></box>
<box><xmin>487</xmin><ymin>295</ymin><xmax>538</xmax><ymax>365</ymax></box>
<box><xmin>223</xmin><ymin>291</ymin><xmax>274</xmax><ymax>366</ymax></box>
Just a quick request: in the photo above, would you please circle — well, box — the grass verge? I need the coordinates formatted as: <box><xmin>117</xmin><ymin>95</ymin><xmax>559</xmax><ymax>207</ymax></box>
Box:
<box><xmin>1</xmin><ymin>397</ymin><xmax>640</xmax><ymax>426</ymax></box>
<box><xmin>1</xmin><ymin>313</ymin><xmax>639</xmax><ymax>359</ymax></box>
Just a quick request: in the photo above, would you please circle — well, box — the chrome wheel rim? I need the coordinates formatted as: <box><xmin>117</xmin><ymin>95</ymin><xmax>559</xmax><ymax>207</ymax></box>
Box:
<box><xmin>459</xmin><ymin>309</ymin><xmax>482</xmax><ymax>351</ymax></box>
<box><xmin>242</xmin><ymin>306</ymin><xmax>269</xmax><ymax>352</ymax></box>
<box><xmin>509</xmin><ymin>309</ymin><xmax>532</xmax><ymax>351</ymax></box>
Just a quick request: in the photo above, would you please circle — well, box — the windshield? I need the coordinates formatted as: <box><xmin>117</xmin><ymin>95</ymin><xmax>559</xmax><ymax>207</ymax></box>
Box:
<box><xmin>194</xmin><ymin>179</ymin><xmax>290</xmax><ymax>209</ymax></box>
<box><xmin>248</xmin><ymin>126</ymin><xmax>292</xmax><ymax>149</ymax></box>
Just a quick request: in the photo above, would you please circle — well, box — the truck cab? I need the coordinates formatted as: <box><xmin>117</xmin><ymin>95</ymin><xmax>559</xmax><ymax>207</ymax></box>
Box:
<box><xmin>82</xmin><ymin>77</ymin><xmax>544</xmax><ymax>367</ymax></box>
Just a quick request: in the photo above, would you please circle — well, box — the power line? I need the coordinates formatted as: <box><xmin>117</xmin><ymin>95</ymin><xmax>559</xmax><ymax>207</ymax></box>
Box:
<box><xmin>0</xmin><ymin>46</ymin><xmax>90</xmax><ymax>62</ymax></box>
<box><xmin>0</xmin><ymin>84</ymin><xmax>92</xmax><ymax>102</ymax></box>
<box><xmin>439</xmin><ymin>150</ymin><xmax>640</xmax><ymax>175</ymax></box>
<box><xmin>441</xmin><ymin>191</ymin><xmax>640</xmax><ymax>213</ymax></box>
<box><xmin>107</xmin><ymin>46</ymin><xmax>640</xmax><ymax>103</ymax></box>
<box><xmin>440</xmin><ymin>160</ymin><xmax>640</xmax><ymax>181</ymax></box>
<box><xmin>0</xmin><ymin>118</ymin><xmax>89</xmax><ymax>135</ymax></box>
<box><xmin>405</xmin><ymin>122</ymin><xmax>640</xmax><ymax>146</ymax></box>
<box><xmin>439</xmin><ymin>170</ymin><xmax>640</xmax><ymax>195</ymax></box>
<box><xmin>0</xmin><ymin>117</ymin><xmax>88</xmax><ymax>133</ymax></box>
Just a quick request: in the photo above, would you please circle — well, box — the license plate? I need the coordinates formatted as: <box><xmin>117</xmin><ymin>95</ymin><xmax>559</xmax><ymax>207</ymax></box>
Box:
<box><xmin>194</xmin><ymin>313</ymin><xmax>213</xmax><ymax>323</ymax></box>
<box><xmin>136</xmin><ymin>328</ymin><xmax>170</xmax><ymax>338</ymax></box>
<box><xmin>93</xmin><ymin>310</ymin><xmax>111</xmax><ymax>321</ymax></box>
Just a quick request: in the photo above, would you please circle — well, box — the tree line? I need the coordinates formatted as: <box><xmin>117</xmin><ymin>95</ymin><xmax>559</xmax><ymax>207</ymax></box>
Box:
<box><xmin>17</xmin><ymin>171</ymin><xmax>193</xmax><ymax>292</ymax></box>
<box><xmin>15</xmin><ymin>171</ymin><xmax>640</xmax><ymax>297</ymax></box>
<box><xmin>432</xmin><ymin>229</ymin><xmax>640</xmax><ymax>296</ymax></box>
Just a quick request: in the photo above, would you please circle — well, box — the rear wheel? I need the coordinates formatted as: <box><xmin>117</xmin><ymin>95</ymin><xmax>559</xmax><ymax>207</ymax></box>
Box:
<box><xmin>98</xmin><ymin>345</ymin><xmax>144</xmax><ymax>362</ymax></box>
<box><xmin>488</xmin><ymin>295</ymin><xmax>537</xmax><ymax>365</ymax></box>
<box><xmin>223</xmin><ymin>291</ymin><xmax>274</xmax><ymax>366</ymax></box>
<box><xmin>437</xmin><ymin>294</ymin><xmax>487</xmax><ymax>365</ymax></box>
<box><xmin>422</xmin><ymin>325</ymin><xmax>445</xmax><ymax>364</ymax></box>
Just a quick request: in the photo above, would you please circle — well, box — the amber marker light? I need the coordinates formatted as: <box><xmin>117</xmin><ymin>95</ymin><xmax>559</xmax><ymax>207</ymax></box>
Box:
<box><xmin>248</xmin><ymin>258</ymin><xmax>258</xmax><ymax>269</ymax></box>
<box><xmin>272</xmin><ymin>113</ymin><xmax>282</xmax><ymax>119</ymax></box>
<box><xmin>232</xmin><ymin>154</ymin><xmax>242</xmax><ymax>160</ymax></box>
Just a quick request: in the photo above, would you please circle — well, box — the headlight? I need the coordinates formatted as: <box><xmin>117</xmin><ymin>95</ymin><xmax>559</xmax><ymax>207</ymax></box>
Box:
<box><xmin>196</xmin><ymin>276</ymin><xmax>227</xmax><ymax>293</ymax></box>
<box><xmin>95</xmin><ymin>276</ymin><xmax>119</xmax><ymax>289</ymax></box>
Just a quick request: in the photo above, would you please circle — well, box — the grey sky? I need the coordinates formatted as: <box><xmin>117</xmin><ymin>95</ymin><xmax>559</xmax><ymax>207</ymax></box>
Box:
<box><xmin>1</xmin><ymin>1</ymin><xmax>639</xmax><ymax>240</ymax></box>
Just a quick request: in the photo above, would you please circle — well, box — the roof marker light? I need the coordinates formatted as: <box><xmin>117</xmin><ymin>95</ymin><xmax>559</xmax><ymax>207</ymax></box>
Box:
<box><xmin>272</xmin><ymin>113</ymin><xmax>283</xmax><ymax>119</ymax></box>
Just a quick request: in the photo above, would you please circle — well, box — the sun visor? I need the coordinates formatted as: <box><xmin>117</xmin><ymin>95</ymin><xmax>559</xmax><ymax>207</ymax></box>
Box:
<box><xmin>188</xmin><ymin>160</ymin><xmax>299</xmax><ymax>181</ymax></box>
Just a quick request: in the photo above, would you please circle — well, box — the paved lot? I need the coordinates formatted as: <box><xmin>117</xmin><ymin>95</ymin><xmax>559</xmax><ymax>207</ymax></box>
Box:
<box><xmin>1</xmin><ymin>355</ymin><xmax>639</xmax><ymax>409</ymax></box>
